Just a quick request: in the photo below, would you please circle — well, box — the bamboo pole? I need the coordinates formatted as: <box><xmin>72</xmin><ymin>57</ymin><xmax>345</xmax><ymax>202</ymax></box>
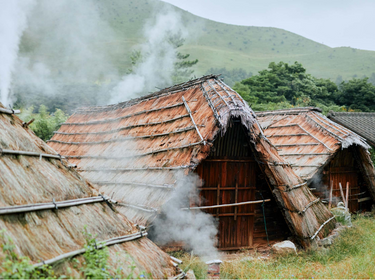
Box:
<box><xmin>305</xmin><ymin>114</ymin><xmax>344</xmax><ymax>141</ymax></box>
<box><xmin>33</xmin><ymin>231</ymin><xmax>147</xmax><ymax>268</ymax></box>
<box><xmin>92</xmin><ymin>181</ymin><xmax>174</xmax><ymax>189</ymax></box>
<box><xmin>299</xmin><ymin>198</ymin><xmax>320</xmax><ymax>215</ymax></box>
<box><xmin>55</xmin><ymin>114</ymin><xmax>190</xmax><ymax>136</ymax></box>
<box><xmin>63</xmin><ymin>103</ymin><xmax>184</xmax><ymax>126</ymax></box>
<box><xmin>49</xmin><ymin>127</ymin><xmax>195</xmax><ymax>145</ymax></box>
<box><xmin>0</xmin><ymin>149</ymin><xmax>62</xmax><ymax>160</ymax></box>
<box><xmin>265</xmin><ymin>133</ymin><xmax>309</xmax><ymax>137</ymax></box>
<box><xmin>0</xmin><ymin>108</ymin><xmax>21</xmax><ymax>114</ymax></box>
<box><xmin>295</xmin><ymin>123</ymin><xmax>333</xmax><ymax>151</ymax></box>
<box><xmin>280</xmin><ymin>153</ymin><xmax>331</xmax><ymax>156</ymax></box>
<box><xmin>215</xmin><ymin>79</ymin><xmax>238</xmax><ymax>106</ymax></box>
<box><xmin>346</xmin><ymin>182</ymin><xmax>350</xmax><ymax>210</ymax></box>
<box><xmin>66</xmin><ymin>141</ymin><xmax>204</xmax><ymax>160</ymax></box>
<box><xmin>310</xmin><ymin>216</ymin><xmax>335</xmax><ymax>240</ymax></box>
<box><xmin>181</xmin><ymin>199</ymin><xmax>271</xmax><ymax>210</ymax></box>
<box><xmin>79</xmin><ymin>165</ymin><xmax>195</xmax><ymax>172</ymax></box>
<box><xmin>207</xmin><ymin>80</ymin><xmax>230</xmax><ymax>107</ymax></box>
<box><xmin>328</xmin><ymin>180</ymin><xmax>333</xmax><ymax>210</ymax></box>
<box><xmin>339</xmin><ymin>183</ymin><xmax>346</xmax><ymax>207</ymax></box>
<box><xmin>0</xmin><ymin>196</ymin><xmax>114</xmax><ymax>215</ymax></box>
<box><xmin>182</xmin><ymin>96</ymin><xmax>205</xmax><ymax>145</ymax></box>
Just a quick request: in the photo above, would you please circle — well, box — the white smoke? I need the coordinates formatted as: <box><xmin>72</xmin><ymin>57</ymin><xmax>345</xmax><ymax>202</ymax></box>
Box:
<box><xmin>152</xmin><ymin>171</ymin><xmax>219</xmax><ymax>261</ymax></box>
<box><xmin>0</xmin><ymin>0</ymin><xmax>35</xmax><ymax>107</ymax></box>
<box><xmin>110</xmin><ymin>8</ymin><xmax>188</xmax><ymax>103</ymax></box>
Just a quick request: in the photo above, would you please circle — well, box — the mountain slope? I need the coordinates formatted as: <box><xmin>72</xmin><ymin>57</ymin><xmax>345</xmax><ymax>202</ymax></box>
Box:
<box><xmin>19</xmin><ymin>0</ymin><xmax>375</xmax><ymax>88</ymax></box>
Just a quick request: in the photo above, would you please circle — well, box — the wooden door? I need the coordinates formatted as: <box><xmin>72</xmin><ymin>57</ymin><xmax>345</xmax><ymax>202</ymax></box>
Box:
<box><xmin>330</xmin><ymin>166</ymin><xmax>359</xmax><ymax>212</ymax></box>
<box><xmin>196</xmin><ymin>158</ymin><xmax>256</xmax><ymax>250</ymax></box>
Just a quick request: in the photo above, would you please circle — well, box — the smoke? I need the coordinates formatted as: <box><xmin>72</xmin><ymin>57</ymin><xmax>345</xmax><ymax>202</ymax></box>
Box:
<box><xmin>151</xmin><ymin>171</ymin><xmax>219</xmax><ymax>261</ymax></box>
<box><xmin>0</xmin><ymin>0</ymin><xmax>35</xmax><ymax>107</ymax></box>
<box><xmin>9</xmin><ymin>0</ymin><xmax>120</xmax><ymax>110</ymax></box>
<box><xmin>110</xmin><ymin>8</ymin><xmax>188</xmax><ymax>103</ymax></box>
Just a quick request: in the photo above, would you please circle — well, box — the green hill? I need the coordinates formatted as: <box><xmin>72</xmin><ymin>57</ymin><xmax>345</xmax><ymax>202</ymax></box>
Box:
<box><xmin>17</xmin><ymin>0</ymin><xmax>375</xmax><ymax>108</ymax></box>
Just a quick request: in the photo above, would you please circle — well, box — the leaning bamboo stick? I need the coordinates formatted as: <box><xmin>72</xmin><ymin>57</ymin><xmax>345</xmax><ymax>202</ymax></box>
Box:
<box><xmin>328</xmin><ymin>180</ymin><xmax>333</xmax><ymax>210</ymax></box>
<box><xmin>346</xmin><ymin>182</ymin><xmax>350</xmax><ymax>209</ymax></box>
<box><xmin>181</xmin><ymin>199</ymin><xmax>271</xmax><ymax>210</ymax></box>
<box><xmin>33</xmin><ymin>231</ymin><xmax>147</xmax><ymax>268</ymax></box>
<box><xmin>310</xmin><ymin>216</ymin><xmax>335</xmax><ymax>240</ymax></box>
<box><xmin>182</xmin><ymin>96</ymin><xmax>205</xmax><ymax>145</ymax></box>
<box><xmin>339</xmin><ymin>183</ymin><xmax>346</xmax><ymax>207</ymax></box>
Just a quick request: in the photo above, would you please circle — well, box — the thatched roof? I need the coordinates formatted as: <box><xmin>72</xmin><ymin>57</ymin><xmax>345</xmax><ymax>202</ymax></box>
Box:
<box><xmin>256</xmin><ymin>107</ymin><xmax>375</xmax><ymax>200</ymax></box>
<box><xmin>328</xmin><ymin>111</ymin><xmax>375</xmax><ymax>147</ymax></box>
<box><xmin>50</xmin><ymin>75</ymin><xmax>336</xmax><ymax>247</ymax></box>
<box><xmin>0</xmin><ymin>104</ymin><xmax>175</xmax><ymax>278</ymax></box>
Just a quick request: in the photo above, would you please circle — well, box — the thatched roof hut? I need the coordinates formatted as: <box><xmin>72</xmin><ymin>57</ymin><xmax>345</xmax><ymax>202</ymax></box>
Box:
<box><xmin>257</xmin><ymin>107</ymin><xmax>375</xmax><ymax>213</ymax></box>
<box><xmin>50</xmin><ymin>75</ymin><xmax>336</xmax><ymax>248</ymax></box>
<box><xmin>0</xmin><ymin>105</ymin><xmax>176</xmax><ymax>278</ymax></box>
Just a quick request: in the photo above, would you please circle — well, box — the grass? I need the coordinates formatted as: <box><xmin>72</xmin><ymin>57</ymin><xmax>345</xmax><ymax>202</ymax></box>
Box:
<box><xmin>176</xmin><ymin>215</ymin><xmax>375</xmax><ymax>279</ymax></box>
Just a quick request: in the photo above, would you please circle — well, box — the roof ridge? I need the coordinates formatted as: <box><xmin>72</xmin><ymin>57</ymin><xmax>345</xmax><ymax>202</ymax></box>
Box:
<box><xmin>328</xmin><ymin>111</ymin><xmax>375</xmax><ymax>117</ymax></box>
<box><xmin>76</xmin><ymin>74</ymin><xmax>219</xmax><ymax>114</ymax></box>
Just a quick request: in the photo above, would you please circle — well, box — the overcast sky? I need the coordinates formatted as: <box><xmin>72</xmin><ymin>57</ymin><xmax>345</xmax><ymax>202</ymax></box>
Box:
<box><xmin>162</xmin><ymin>0</ymin><xmax>375</xmax><ymax>51</ymax></box>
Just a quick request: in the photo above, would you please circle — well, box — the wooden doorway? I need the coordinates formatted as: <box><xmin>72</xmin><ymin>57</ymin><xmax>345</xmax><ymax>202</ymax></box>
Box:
<box><xmin>196</xmin><ymin>158</ymin><xmax>257</xmax><ymax>250</ymax></box>
<box><xmin>195</xmin><ymin>119</ymin><xmax>260</xmax><ymax>250</ymax></box>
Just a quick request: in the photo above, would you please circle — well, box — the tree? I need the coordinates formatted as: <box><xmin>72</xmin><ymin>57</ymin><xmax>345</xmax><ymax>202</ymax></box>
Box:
<box><xmin>18</xmin><ymin>105</ymin><xmax>68</xmax><ymax>141</ymax></box>
<box><xmin>337</xmin><ymin>78</ymin><xmax>375</xmax><ymax>112</ymax></box>
<box><xmin>233</xmin><ymin>61</ymin><xmax>338</xmax><ymax>108</ymax></box>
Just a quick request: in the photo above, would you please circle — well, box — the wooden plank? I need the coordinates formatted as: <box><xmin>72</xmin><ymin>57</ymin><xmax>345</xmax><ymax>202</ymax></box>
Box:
<box><xmin>234</xmin><ymin>183</ymin><xmax>238</xmax><ymax>221</ymax></box>
<box><xmin>328</xmin><ymin>180</ymin><xmax>333</xmax><ymax>210</ymax></box>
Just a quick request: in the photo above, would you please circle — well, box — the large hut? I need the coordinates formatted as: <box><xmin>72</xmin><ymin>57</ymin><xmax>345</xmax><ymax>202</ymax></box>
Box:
<box><xmin>257</xmin><ymin>107</ymin><xmax>375</xmax><ymax>213</ymax></box>
<box><xmin>0</xmin><ymin>105</ymin><xmax>176</xmax><ymax>278</ymax></box>
<box><xmin>49</xmin><ymin>75</ymin><xmax>336</xmax><ymax>249</ymax></box>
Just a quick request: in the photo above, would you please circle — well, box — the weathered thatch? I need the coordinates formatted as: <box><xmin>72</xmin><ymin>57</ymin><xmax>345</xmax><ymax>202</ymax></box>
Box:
<box><xmin>257</xmin><ymin>107</ymin><xmax>375</xmax><ymax>212</ymax></box>
<box><xmin>0</xmin><ymin>104</ymin><xmax>175</xmax><ymax>278</ymax></box>
<box><xmin>50</xmin><ymin>75</ymin><xmax>336</xmax><ymax>247</ymax></box>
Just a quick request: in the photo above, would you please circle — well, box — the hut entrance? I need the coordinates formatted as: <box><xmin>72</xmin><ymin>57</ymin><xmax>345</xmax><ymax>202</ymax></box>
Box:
<box><xmin>195</xmin><ymin>119</ymin><xmax>258</xmax><ymax>250</ymax></box>
<box><xmin>321</xmin><ymin>147</ymin><xmax>373</xmax><ymax>212</ymax></box>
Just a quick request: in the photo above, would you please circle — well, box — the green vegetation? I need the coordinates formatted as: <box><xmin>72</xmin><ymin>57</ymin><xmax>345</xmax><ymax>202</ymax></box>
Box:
<box><xmin>370</xmin><ymin>146</ymin><xmax>375</xmax><ymax>165</ymax></box>
<box><xmin>18</xmin><ymin>105</ymin><xmax>68</xmax><ymax>141</ymax></box>
<box><xmin>20</xmin><ymin>0</ymin><xmax>375</xmax><ymax>83</ymax></box>
<box><xmin>234</xmin><ymin>61</ymin><xmax>374</xmax><ymax>113</ymax></box>
<box><xmin>0</xmin><ymin>228</ymin><xmax>144</xmax><ymax>279</ymax></box>
<box><xmin>0</xmin><ymin>230</ymin><xmax>55</xmax><ymax>279</ymax></box>
<box><xmin>177</xmin><ymin>215</ymin><xmax>375</xmax><ymax>279</ymax></box>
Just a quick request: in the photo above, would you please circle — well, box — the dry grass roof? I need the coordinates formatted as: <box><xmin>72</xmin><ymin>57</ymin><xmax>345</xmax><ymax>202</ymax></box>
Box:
<box><xmin>50</xmin><ymin>76</ymin><xmax>336</xmax><ymax>247</ymax></box>
<box><xmin>256</xmin><ymin>107</ymin><xmax>375</xmax><ymax>200</ymax></box>
<box><xmin>0</xmin><ymin>104</ymin><xmax>175</xmax><ymax>278</ymax></box>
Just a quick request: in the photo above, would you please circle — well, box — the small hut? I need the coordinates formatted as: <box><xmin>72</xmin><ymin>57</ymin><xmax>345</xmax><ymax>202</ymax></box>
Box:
<box><xmin>0</xmin><ymin>105</ymin><xmax>176</xmax><ymax>278</ymax></box>
<box><xmin>328</xmin><ymin>111</ymin><xmax>375</xmax><ymax>147</ymax></box>
<box><xmin>50</xmin><ymin>75</ymin><xmax>335</xmax><ymax>249</ymax></box>
<box><xmin>257</xmin><ymin>107</ymin><xmax>375</xmax><ymax>213</ymax></box>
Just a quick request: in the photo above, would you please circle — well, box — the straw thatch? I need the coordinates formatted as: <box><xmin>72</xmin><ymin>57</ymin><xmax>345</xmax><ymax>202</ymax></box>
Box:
<box><xmin>50</xmin><ymin>75</ymin><xmax>336</xmax><ymax>247</ymax></box>
<box><xmin>257</xmin><ymin>107</ymin><xmax>375</xmax><ymax>207</ymax></box>
<box><xmin>0</xmin><ymin>104</ymin><xmax>175</xmax><ymax>278</ymax></box>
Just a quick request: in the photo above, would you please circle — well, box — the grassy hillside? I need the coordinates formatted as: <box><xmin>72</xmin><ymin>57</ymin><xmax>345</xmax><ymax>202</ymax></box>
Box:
<box><xmin>89</xmin><ymin>0</ymin><xmax>375</xmax><ymax>80</ymax></box>
<box><xmin>18</xmin><ymin>0</ymin><xmax>375</xmax><ymax>98</ymax></box>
